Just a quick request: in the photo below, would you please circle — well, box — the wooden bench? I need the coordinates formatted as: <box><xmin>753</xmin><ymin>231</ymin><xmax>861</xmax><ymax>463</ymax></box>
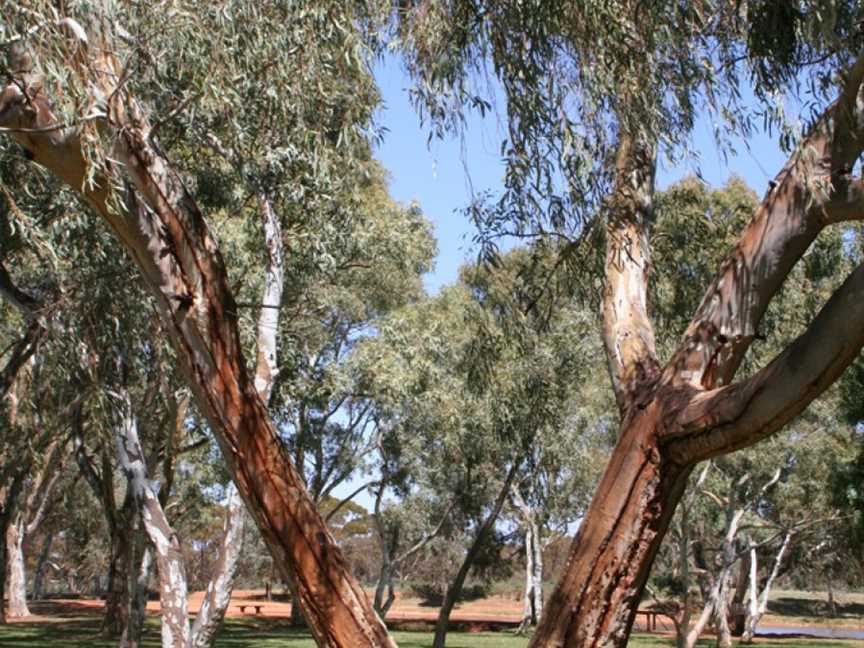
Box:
<box><xmin>238</xmin><ymin>604</ymin><xmax>263</xmax><ymax>615</ymax></box>
<box><xmin>635</xmin><ymin>609</ymin><xmax>672</xmax><ymax>632</ymax></box>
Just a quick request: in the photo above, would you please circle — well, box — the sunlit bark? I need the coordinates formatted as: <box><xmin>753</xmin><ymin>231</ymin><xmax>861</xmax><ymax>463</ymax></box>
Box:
<box><xmin>0</xmin><ymin>21</ymin><xmax>391</xmax><ymax>648</ymax></box>
<box><xmin>532</xmin><ymin>55</ymin><xmax>864</xmax><ymax>647</ymax></box>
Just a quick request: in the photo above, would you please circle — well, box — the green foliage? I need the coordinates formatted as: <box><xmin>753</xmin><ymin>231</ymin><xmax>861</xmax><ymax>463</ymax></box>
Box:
<box><xmin>0</xmin><ymin>618</ymin><xmax>861</xmax><ymax>647</ymax></box>
<box><xmin>392</xmin><ymin>0</ymin><xmax>864</xmax><ymax>250</ymax></box>
<box><xmin>649</xmin><ymin>176</ymin><xmax>864</xmax><ymax>597</ymax></box>
<box><xmin>353</xmin><ymin>243</ymin><xmax>609</xmax><ymax>600</ymax></box>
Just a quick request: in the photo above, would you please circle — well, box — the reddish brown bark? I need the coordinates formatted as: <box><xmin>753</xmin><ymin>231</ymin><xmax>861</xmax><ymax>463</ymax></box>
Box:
<box><xmin>531</xmin><ymin>56</ymin><xmax>864</xmax><ymax>647</ymax></box>
<box><xmin>0</xmin><ymin>25</ymin><xmax>391</xmax><ymax>648</ymax></box>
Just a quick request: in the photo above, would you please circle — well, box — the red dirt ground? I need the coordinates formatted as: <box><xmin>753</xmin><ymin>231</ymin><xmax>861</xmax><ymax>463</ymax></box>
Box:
<box><xmin>11</xmin><ymin>590</ymin><xmax>671</xmax><ymax>633</ymax></box>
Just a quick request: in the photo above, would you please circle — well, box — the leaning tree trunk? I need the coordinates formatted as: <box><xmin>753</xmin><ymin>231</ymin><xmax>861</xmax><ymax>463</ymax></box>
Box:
<box><xmin>0</xmin><ymin>24</ymin><xmax>392</xmax><ymax>648</ymax></box>
<box><xmin>529</xmin><ymin>408</ymin><xmax>693</xmax><ymax>647</ymax></box>
<box><xmin>684</xmin><ymin>566</ymin><xmax>733</xmax><ymax>648</ymax></box>
<box><xmin>432</xmin><ymin>463</ymin><xmax>518</xmax><ymax>648</ymax></box>
<box><xmin>714</xmin><ymin>575</ymin><xmax>734</xmax><ymax>648</ymax></box>
<box><xmin>531</xmin><ymin>54</ymin><xmax>864</xmax><ymax>646</ymax></box>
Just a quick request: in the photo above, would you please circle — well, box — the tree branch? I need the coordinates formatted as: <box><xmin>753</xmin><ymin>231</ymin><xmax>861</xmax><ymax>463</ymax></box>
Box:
<box><xmin>667</xmin><ymin>259</ymin><xmax>864</xmax><ymax>462</ymax></box>
<box><xmin>666</xmin><ymin>53</ymin><xmax>864</xmax><ymax>391</ymax></box>
<box><xmin>324</xmin><ymin>480</ymin><xmax>379</xmax><ymax>524</ymax></box>
<box><xmin>394</xmin><ymin>500</ymin><xmax>455</xmax><ymax>566</ymax></box>
<box><xmin>0</xmin><ymin>323</ymin><xmax>43</xmax><ymax>400</ymax></box>
<box><xmin>253</xmin><ymin>195</ymin><xmax>284</xmax><ymax>405</ymax></box>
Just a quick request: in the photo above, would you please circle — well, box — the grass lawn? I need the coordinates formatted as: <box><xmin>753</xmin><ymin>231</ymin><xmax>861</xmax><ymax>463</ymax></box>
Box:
<box><xmin>1</xmin><ymin>619</ymin><xmax>862</xmax><ymax>648</ymax></box>
<box><xmin>763</xmin><ymin>590</ymin><xmax>864</xmax><ymax>629</ymax></box>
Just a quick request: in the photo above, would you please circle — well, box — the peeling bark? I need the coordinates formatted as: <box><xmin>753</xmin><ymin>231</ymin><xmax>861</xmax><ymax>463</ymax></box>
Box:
<box><xmin>0</xmin><ymin>471</ymin><xmax>27</xmax><ymax>625</ymax></box>
<box><xmin>6</xmin><ymin>521</ymin><xmax>28</xmax><ymax>617</ymax></box>
<box><xmin>5</xmin><ymin>438</ymin><xmax>65</xmax><ymax>618</ymax></box>
<box><xmin>0</xmin><ymin>25</ymin><xmax>391</xmax><ymax>648</ymax></box>
<box><xmin>113</xmin><ymin>391</ymin><xmax>246</xmax><ymax>648</ymax></box>
<box><xmin>529</xmin><ymin>406</ymin><xmax>693</xmax><ymax>647</ymax></box>
<box><xmin>531</xmin><ymin>57</ymin><xmax>864</xmax><ymax>646</ymax></box>
<box><xmin>113</xmin><ymin>390</ymin><xmax>192</xmax><ymax>648</ymax></box>
<box><xmin>253</xmin><ymin>196</ymin><xmax>283</xmax><ymax>407</ymax></box>
<box><xmin>602</xmin><ymin>134</ymin><xmax>660</xmax><ymax>414</ymax></box>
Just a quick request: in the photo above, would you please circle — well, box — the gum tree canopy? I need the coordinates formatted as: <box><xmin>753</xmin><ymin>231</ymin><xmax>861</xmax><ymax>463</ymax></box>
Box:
<box><xmin>3</xmin><ymin>1</ymin><xmax>864</xmax><ymax>648</ymax></box>
<box><xmin>395</xmin><ymin>0</ymin><xmax>864</xmax><ymax>645</ymax></box>
<box><xmin>0</xmin><ymin>3</ymin><xmax>394</xmax><ymax>647</ymax></box>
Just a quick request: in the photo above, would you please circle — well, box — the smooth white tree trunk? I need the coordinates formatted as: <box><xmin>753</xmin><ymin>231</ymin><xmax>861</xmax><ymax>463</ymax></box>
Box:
<box><xmin>113</xmin><ymin>391</ymin><xmax>193</xmax><ymax>648</ymax></box>
<box><xmin>5</xmin><ymin>437</ymin><xmax>65</xmax><ymax>619</ymax></box>
<box><xmin>6</xmin><ymin>521</ymin><xmax>28</xmax><ymax>617</ymax></box>
<box><xmin>741</xmin><ymin>531</ymin><xmax>792</xmax><ymax>643</ymax></box>
<box><xmin>190</xmin><ymin>487</ymin><xmax>245</xmax><ymax>648</ymax></box>
<box><xmin>512</xmin><ymin>486</ymin><xmax>543</xmax><ymax>631</ymax></box>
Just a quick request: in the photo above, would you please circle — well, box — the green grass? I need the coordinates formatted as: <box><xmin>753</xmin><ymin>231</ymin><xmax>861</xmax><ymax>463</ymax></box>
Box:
<box><xmin>0</xmin><ymin>618</ymin><xmax>862</xmax><ymax>648</ymax></box>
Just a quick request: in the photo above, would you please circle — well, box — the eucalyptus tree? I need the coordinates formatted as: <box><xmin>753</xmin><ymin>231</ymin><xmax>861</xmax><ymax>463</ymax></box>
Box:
<box><xmin>272</xmin><ymin>162</ymin><xmax>435</xmax><ymax>508</ymax></box>
<box><xmin>395</xmin><ymin>2</ymin><xmax>864</xmax><ymax>643</ymax></box>
<box><xmin>0</xmin><ymin>3</ymin><xmax>399</xmax><ymax>645</ymax></box>
<box><xmin>355</xmin><ymin>246</ymin><xmax>600</xmax><ymax>646</ymax></box>
<box><xmin>355</xmin><ymin>280</ymin><xmax>520</xmax><ymax>641</ymax></box>
<box><xmin>0</xmin><ymin>353</ymin><xmax>61</xmax><ymax>624</ymax></box>
<box><xmin>0</xmin><ymin>150</ymin><xmax>103</xmax><ymax>623</ymax></box>
<box><xmin>645</xmin><ymin>176</ymin><xmax>857</xmax><ymax>646</ymax></box>
<box><xmin>459</xmin><ymin>248</ymin><xmax>609</xmax><ymax>634</ymax></box>
<box><xmin>508</xmin><ymin>399</ymin><xmax>611</xmax><ymax>632</ymax></box>
<box><xmin>671</xmin><ymin>427</ymin><xmax>847</xmax><ymax>648</ymax></box>
<box><xmin>5</xmin><ymin>437</ymin><xmax>66</xmax><ymax>618</ymax></box>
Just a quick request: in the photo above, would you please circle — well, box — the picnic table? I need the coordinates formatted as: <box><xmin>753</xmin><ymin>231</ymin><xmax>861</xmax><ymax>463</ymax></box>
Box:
<box><xmin>238</xmin><ymin>604</ymin><xmax>264</xmax><ymax>615</ymax></box>
<box><xmin>635</xmin><ymin>608</ymin><xmax>673</xmax><ymax>632</ymax></box>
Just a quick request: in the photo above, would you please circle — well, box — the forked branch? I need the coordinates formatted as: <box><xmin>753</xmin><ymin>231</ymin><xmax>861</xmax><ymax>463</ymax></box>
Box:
<box><xmin>667</xmin><ymin>53</ymin><xmax>864</xmax><ymax>391</ymax></box>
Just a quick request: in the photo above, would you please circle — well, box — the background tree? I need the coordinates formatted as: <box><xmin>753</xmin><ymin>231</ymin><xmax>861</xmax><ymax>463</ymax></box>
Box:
<box><xmin>640</xmin><ymin>176</ymin><xmax>859</xmax><ymax>646</ymax></box>
<box><xmin>354</xmin><ymin>245</ymin><xmax>603</xmax><ymax>646</ymax></box>
<box><xmin>394</xmin><ymin>2</ymin><xmax>864</xmax><ymax>643</ymax></box>
<box><xmin>0</xmin><ymin>3</ymin><xmax>400</xmax><ymax>644</ymax></box>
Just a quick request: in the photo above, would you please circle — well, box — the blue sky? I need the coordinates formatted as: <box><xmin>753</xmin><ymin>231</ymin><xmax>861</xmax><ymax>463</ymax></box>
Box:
<box><xmin>340</xmin><ymin>62</ymin><xmax>794</xmax><ymax>513</ymax></box>
<box><xmin>373</xmin><ymin>60</ymin><xmax>790</xmax><ymax>295</ymax></box>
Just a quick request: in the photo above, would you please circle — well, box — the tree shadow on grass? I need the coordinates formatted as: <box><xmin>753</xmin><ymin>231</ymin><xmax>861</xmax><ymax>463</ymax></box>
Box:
<box><xmin>768</xmin><ymin>596</ymin><xmax>864</xmax><ymax>620</ymax></box>
<box><xmin>0</xmin><ymin>621</ymin><xmax>159</xmax><ymax>648</ymax></box>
